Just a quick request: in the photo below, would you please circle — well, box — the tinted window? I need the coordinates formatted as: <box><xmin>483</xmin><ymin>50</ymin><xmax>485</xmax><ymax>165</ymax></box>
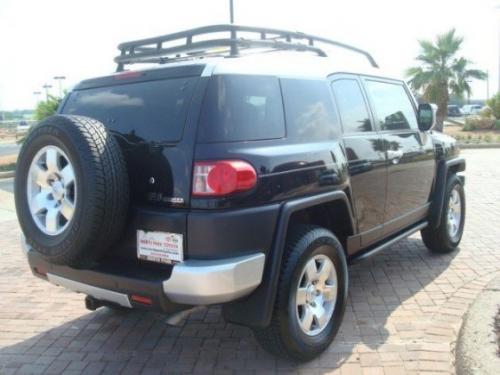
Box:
<box><xmin>198</xmin><ymin>75</ymin><xmax>284</xmax><ymax>142</ymax></box>
<box><xmin>331</xmin><ymin>79</ymin><xmax>372</xmax><ymax>134</ymax></box>
<box><xmin>364</xmin><ymin>80</ymin><xmax>418</xmax><ymax>131</ymax></box>
<box><xmin>63</xmin><ymin>78</ymin><xmax>198</xmax><ymax>142</ymax></box>
<box><xmin>281</xmin><ymin>79</ymin><xmax>339</xmax><ymax>141</ymax></box>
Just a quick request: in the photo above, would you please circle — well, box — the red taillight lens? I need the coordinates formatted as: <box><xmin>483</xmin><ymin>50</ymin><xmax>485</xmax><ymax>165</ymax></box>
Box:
<box><xmin>130</xmin><ymin>294</ymin><xmax>152</xmax><ymax>306</ymax></box>
<box><xmin>113</xmin><ymin>71</ymin><xmax>142</xmax><ymax>80</ymax></box>
<box><xmin>192</xmin><ymin>160</ymin><xmax>257</xmax><ymax>196</ymax></box>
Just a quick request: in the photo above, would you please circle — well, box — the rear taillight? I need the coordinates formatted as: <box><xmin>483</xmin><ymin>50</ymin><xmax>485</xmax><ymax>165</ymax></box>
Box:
<box><xmin>113</xmin><ymin>70</ymin><xmax>142</xmax><ymax>80</ymax></box>
<box><xmin>192</xmin><ymin>160</ymin><xmax>257</xmax><ymax>196</ymax></box>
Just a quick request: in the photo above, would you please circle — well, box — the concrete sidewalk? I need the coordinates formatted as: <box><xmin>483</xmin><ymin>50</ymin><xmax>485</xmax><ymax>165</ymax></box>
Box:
<box><xmin>456</xmin><ymin>276</ymin><xmax>500</xmax><ymax>375</ymax></box>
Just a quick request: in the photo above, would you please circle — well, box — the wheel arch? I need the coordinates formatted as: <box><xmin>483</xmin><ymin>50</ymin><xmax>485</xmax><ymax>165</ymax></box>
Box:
<box><xmin>429</xmin><ymin>157</ymin><xmax>465</xmax><ymax>229</ymax></box>
<box><xmin>222</xmin><ymin>190</ymin><xmax>354</xmax><ymax>328</ymax></box>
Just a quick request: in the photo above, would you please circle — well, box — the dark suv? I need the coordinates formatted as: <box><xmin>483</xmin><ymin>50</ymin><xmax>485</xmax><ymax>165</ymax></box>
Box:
<box><xmin>15</xmin><ymin>25</ymin><xmax>465</xmax><ymax>361</ymax></box>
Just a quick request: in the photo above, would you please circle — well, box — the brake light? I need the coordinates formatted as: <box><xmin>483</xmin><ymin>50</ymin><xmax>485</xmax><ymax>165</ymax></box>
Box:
<box><xmin>192</xmin><ymin>160</ymin><xmax>257</xmax><ymax>196</ymax></box>
<box><xmin>113</xmin><ymin>71</ymin><xmax>142</xmax><ymax>80</ymax></box>
<box><xmin>130</xmin><ymin>294</ymin><xmax>152</xmax><ymax>306</ymax></box>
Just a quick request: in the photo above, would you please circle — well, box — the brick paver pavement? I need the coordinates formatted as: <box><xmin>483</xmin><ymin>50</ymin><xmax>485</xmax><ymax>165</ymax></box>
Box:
<box><xmin>0</xmin><ymin>149</ymin><xmax>499</xmax><ymax>375</ymax></box>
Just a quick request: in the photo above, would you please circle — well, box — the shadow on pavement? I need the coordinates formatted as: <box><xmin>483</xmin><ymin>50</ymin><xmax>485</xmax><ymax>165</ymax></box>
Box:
<box><xmin>0</xmin><ymin>237</ymin><xmax>458</xmax><ymax>373</ymax></box>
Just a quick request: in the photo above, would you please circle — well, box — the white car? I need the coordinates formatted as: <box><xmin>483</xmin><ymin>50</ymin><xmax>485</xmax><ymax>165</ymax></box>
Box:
<box><xmin>16</xmin><ymin>120</ymin><xmax>31</xmax><ymax>133</ymax></box>
<box><xmin>461</xmin><ymin>104</ymin><xmax>482</xmax><ymax>115</ymax></box>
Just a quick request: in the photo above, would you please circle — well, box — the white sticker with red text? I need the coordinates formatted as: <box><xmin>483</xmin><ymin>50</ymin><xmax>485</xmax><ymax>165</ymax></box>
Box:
<box><xmin>137</xmin><ymin>230</ymin><xmax>184</xmax><ymax>264</ymax></box>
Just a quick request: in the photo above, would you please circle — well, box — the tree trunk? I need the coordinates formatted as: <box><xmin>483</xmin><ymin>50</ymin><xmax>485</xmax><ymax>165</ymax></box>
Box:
<box><xmin>435</xmin><ymin>84</ymin><xmax>449</xmax><ymax>132</ymax></box>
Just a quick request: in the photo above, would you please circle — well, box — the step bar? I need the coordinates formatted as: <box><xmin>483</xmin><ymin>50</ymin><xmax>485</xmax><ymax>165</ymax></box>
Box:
<box><xmin>350</xmin><ymin>222</ymin><xmax>428</xmax><ymax>263</ymax></box>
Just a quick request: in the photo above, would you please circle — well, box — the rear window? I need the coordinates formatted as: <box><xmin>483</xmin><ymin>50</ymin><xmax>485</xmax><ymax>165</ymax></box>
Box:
<box><xmin>62</xmin><ymin>77</ymin><xmax>198</xmax><ymax>142</ymax></box>
<box><xmin>197</xmin><ymin>75</ymin><xmax>285</xmax><ymax>142</ymax></box>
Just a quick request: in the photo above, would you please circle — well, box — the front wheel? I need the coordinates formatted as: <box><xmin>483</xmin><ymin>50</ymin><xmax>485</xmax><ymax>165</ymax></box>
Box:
<box><xmin>253</xmin><ymin>226</ymin><xmax>348</xmax><ymax>361</ymax></box>
<box><xmin>421</xmin><ymin>174</ymin><xmax>465</xmax><ymax>253</ymax></box>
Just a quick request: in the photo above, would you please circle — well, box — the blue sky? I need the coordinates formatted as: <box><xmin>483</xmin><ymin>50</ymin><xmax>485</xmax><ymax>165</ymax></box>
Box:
<box><xmin>0</xmin><ymin>0</ymin><xmax>498</xmax><ymax>110</ymax></box>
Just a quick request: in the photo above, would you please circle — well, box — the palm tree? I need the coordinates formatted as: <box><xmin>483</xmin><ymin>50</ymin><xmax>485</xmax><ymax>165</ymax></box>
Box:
<box><xmin>406</xmin><ymin>29</ymin><xmax>487</xmax><ymax>131</ymax></box>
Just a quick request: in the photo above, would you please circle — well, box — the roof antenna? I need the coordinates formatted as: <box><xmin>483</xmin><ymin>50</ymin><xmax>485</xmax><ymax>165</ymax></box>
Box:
<box><xmin>229</xmin><ymin>0</ymin><xmax>235</xmax><ymax>24</ymax></box>
<box><xmin>228</xmin><ymin>0</ymin><xmax>238</xmax><ymax>56</ymax></box>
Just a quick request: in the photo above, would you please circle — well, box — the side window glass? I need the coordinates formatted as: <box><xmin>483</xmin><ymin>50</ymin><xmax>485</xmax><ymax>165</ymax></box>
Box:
<box><xmin>281</xmin><ymin>79</ymin><xmax>340</xmax><ymax>141</ymax></box>
<box><xmin>331</xmin><ymin>79</ymin><xmax>372</xmax><ymax>134</ymax></box>
<box><xmin>364</xmin><ymin>80</ymin><xmax>418</xmax><ymax>131</ymax></box>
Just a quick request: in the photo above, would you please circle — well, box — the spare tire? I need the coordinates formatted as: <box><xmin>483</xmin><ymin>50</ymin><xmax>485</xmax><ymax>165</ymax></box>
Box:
<box><xmin>15</xmin><ymin>115</ymin><xmax>129</xmax><ymax>267</ymax></box>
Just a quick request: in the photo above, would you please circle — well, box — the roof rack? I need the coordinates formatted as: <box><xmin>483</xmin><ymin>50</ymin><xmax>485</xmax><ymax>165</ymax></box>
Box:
<box><xmin>114</xmin><ymin>24</ymin><xmax>379</xmax><ymax>72</ymax></box>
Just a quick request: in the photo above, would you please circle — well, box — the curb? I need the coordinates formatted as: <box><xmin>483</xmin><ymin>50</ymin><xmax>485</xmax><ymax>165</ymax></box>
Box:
<box><xmin>446</xmin><ymin>118</ymin><xmax>465</xmax><ymax>126</ymax></box>
<box><xmin>458</xmin><ymin>143</ymin><xmax>500</xmax><ymax>149</ymax></box>
<box><xmin>455</xmin><ymin>276</ymin><xmax>500</xmax><ymax>375</ymax></box>
<box><xmin>0</xmin><ymin>170</ymin><xmax>15</xmax><ymax>179</ymax></box>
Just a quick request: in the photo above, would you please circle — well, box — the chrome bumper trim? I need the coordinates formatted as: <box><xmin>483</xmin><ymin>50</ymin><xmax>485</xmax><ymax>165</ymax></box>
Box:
<box><xmin>163</xmin><ymin>253</ymin><xmax>265</xmax><ymax>305</ymax></box>
<box><xmin>47</xmin><ymin>273</ymin><xmax>132</xmax><ymax>308</ymax></box>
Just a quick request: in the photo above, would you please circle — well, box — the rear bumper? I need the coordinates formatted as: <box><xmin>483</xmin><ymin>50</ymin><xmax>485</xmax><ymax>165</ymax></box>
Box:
<box><xmin>163</xmin><ymin>254</ymin><xmax>265</xmax><ymax>304</ymax></box>
<box><xmin>27</xmin><ymin>249</ymin><xmax>265</xmax><ymax>312</ymax></box>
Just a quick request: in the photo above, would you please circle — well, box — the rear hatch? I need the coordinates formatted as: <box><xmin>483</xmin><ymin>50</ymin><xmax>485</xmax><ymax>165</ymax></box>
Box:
<box><xmin>60</xmin><ymin>65</ymin><xmax>206</xmax><ymax>263</ymax></box>
<box><xmin>61</xmin><ymin>65</ymin><xmax>205</xmax><ymax>208</ymax></box>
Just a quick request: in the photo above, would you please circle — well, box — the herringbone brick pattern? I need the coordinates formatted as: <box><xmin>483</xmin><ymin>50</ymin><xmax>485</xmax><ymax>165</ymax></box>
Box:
<box><xmin>0</xmin><ymin>149</ymin><xmax>499</xmax><ymax>374</ymax></box>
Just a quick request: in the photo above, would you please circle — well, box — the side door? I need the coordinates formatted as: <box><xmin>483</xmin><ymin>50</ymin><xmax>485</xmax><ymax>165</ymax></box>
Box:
<box><xmin>362</xmin><ymin>78</ymin><xmax>435</xmax><ymax>235</ymax></box>
<box><xmin>331</xmin><ymin>75</ymin><xmax>387</xmax><ymax>251</ymax></box>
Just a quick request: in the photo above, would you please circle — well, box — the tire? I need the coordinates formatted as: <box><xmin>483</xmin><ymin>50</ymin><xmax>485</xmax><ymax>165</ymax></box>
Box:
<box><xmin>14</xmin><ymin>115</ymin><xmax>129</xmax><ymax>267</ymax></box>
<box><xmin>421</xmin><ymin>174</ymin><xmax>465</xmax><ymax>254</ymax></box>
<box><xmin>253</xmin><ymin>225</ymin><xmax>348</xmax><ymax>361</ymax></box>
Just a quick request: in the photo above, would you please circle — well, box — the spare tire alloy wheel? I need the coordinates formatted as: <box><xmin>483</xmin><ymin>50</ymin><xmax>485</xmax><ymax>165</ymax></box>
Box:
<box><xmin>27</xmin><ymin>145</ymin><xmax>76</xmax><ymax>236</ymax></box>
<box><xmin>15</xmin><ymin>115</ymin><xmax>129</xmax><ymax>267</ymax></box>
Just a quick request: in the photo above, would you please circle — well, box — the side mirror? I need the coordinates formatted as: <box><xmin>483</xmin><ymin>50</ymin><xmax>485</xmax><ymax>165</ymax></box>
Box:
<box><xmin>417</xmin><ymin>103</ymin><xmax>437</xmax><ymax>131</ymax></box>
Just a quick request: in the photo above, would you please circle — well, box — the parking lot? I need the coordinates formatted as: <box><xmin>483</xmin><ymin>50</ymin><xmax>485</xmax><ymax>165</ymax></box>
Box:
<box><xmin>0</xmin><ymin>148</ymin><xmax>499</xmax><ymax>374</ymax></box>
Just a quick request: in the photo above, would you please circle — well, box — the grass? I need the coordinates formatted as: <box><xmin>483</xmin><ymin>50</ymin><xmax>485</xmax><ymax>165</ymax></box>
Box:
<box><xmin>444</xmin><ymin>123</ymin><xmax>500</xmax><ymax>144</ymax></box>
<box><xmin>496</xmin><ymin>308</ymin><xmax>500</xmax><ymax>357</ymax></box>
<box><xmin>0</xmin><ymin>162</ymin><xmax>15</xmax><ymax>172</ymax></box>
<box><xmin>0</xmin><ymin>154</ymin><xmax>17</xmax><ymax>172</ymax></box>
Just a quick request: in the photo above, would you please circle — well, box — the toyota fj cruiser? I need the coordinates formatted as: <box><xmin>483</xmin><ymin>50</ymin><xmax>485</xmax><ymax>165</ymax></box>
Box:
<box><xmin>15</xmin><ymin>25</ymin><xmax>465</xmax><ymax>361</ymax></box>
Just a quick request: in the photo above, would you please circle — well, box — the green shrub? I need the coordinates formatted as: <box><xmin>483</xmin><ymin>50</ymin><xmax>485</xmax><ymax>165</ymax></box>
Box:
<box><xmin>479</xmin><ymin>106</ymin><xmax>493</xmax><ymax>118</ymax></box>
<box><xmin>463</xmin><ymin>115</ymin><xmax>493</xmax><ymax>130</ymax></box>
<box><xmin>463</xmin><ymin>121</ymin><xmax>476</xmax><ymax>131</ymax></box>
<box><xmin>35</xmin><ymin>95</ymin><xmax>61</xmax><ymax>121</ymax></box>
<box><xmin>487</xmin><ymin>92</ymin><xmax>500</xmax><ymax>119</ymax></box>
<box><xmin>484</xmin><ymin>134</ymin><xmax>492</xmax><ymax>143</ymax></box>
<box><xmin>494</xmin><ymin>119</ymin><xmax>500</xmax><ymax>130</ymax></box>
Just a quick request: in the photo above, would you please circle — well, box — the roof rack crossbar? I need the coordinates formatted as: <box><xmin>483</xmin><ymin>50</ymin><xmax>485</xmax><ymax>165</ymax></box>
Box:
<box><xmin>114</xmin><ymin>24</ymin><xmax>378</xmax><ymax>71</ymax></box>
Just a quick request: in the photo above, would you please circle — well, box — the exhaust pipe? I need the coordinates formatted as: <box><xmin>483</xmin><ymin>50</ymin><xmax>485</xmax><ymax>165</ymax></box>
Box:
<box><xmin>165</xmin><ymin>306</ymin><xmax>206</xmax><ymax>326</ymax></box>
<box><xmin>85</xmin><ymin>295</ymin><xmax>103</xmax><ymax>311</ymax></box>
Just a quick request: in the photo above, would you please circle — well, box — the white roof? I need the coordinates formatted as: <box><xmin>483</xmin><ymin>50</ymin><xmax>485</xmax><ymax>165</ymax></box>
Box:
<box><xmin>210</xmin><ymin>53</ymin><xmax>394</xmax><ymax>79</ymax></box>
<box><xmin>125</xmin><ymin>52</ymin><xmax>400</xmax><ymax>82</ymax></box>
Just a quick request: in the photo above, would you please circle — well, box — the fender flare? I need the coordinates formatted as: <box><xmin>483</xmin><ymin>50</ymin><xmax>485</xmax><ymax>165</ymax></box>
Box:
<box><xmin>429</xmin><ymin>157</ymin><xmax>465</xmax><ymax>229</ymax></box>
<box><xmin>222</xmin><ymin>190</ymin><xmax>354</xmax><ymax>328</ymax></box>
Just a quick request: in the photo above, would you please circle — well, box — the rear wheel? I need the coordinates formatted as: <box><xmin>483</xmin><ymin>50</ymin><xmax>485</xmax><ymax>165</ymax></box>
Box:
<box><xmin>253</xmin><ymin>226</ymin><xmax>348</xmax><ymax>361</ymax></box>
<box><xmin>421</xmin><ymin>174</ymin><xmax>465</xmax><ymax>253</ymax></box>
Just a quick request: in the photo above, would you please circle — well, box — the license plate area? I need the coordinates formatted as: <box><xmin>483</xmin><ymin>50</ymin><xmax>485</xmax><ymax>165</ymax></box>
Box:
<box><xmin>137</xmin><ymin>230</ymin><xmax>184</xmax><ymax>264</ymax></box>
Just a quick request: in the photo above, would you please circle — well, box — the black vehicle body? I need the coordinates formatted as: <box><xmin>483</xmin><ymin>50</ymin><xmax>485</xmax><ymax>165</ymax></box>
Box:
<box><xmin>25</xmin><ymin>26</ymin><xmax>465</xmax><ymax>332</ymax></box>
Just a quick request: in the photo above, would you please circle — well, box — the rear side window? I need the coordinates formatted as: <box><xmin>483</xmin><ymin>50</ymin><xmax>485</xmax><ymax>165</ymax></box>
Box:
<box><xmin>281</xmin><ymin>79</ymin><xmax>340</xmax><ymax>141</ymax></box>
<box><xmin>331</xmin><ymin>79</ymin><xmax>372</xmax><ymax>134</ymax></box>
<box><xmin>364</xmin><ymin>80</ymin><xmax>418</xmax><ymax>131</ymax></box>
<box><xmin>63</xmin><ymin>77</ymin><xmax>198</xmax><ymax>142</ymax></box>
<box><xmin>198</xmin><ymin>75</ymin><xmax>285</xmax><ymax>142</ymax></box>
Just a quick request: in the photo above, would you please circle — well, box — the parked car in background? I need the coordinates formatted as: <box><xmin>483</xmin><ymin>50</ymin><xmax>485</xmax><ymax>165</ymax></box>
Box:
<box><xmin>447</xmin><ymin>105</ymin><xmax>463</xmax><ymax>117</ymax></box>
<box><xmin>16</xmin><ymin>120</ymin><xmax>31</xmax><ymax>133</ymax></box>
<box><xmin>461</xmin><ymin>104</ymin><xmax>482</xmax><ymax>115</ymax></box>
